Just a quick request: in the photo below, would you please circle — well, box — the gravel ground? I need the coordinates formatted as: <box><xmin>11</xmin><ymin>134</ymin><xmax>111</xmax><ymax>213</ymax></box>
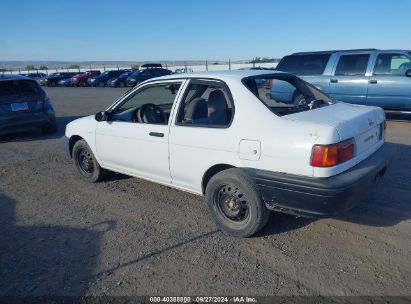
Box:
<box><xmin>0</xmin><ymin>87</ymin><xmax>410</xmax><ymax>296</ymax></box>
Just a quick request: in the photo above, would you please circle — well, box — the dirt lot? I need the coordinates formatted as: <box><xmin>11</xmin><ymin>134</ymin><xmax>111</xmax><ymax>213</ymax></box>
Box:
<box><xmin>0</xmin><ymin>87</ymin><xmax>410</xmax><ymax>296</ymax></box>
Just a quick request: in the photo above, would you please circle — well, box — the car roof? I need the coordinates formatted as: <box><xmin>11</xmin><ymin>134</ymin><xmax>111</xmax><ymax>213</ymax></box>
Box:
<box><xmin>290</xmin><ymin>49</ymin><xmax>411</xmax><ymax>55</ymax></box>
<box><xmin>0</xmin><ymin>74</ymin><xmax>35</xmax><ymax>81</ymax></box>
<box><xmin>156</xmin><ymin>69</ymin><xmax>283</xmax><ymax>81</ymax></box>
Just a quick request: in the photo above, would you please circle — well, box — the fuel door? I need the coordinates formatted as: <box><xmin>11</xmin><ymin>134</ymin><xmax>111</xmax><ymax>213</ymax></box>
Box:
<box><xmin>238</xmin><ymin>139</ymin><xmax>261</xmax><ymax>161</ymax></box>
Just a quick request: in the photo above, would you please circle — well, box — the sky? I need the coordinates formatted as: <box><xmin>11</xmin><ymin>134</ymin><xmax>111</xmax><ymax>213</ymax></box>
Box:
<box><xmin>0</xmin><ymin>0</ymin><xmax>410</xmax><ymax>61</ymax></box>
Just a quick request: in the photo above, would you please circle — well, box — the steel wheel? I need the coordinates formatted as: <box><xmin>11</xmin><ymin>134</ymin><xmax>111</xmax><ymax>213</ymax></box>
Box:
<box><xmin>215</xmin><ymin>184</ymin><xmax>250</xmax><ymax>223</ymax></box>
<box><xmin>75</xmin><ymin>147</ymin><xmax>94</xmax><ymax>177</ymax></box>
<box><xmin>72</xmin><ymin>139</ymin><xmax>108</xmax><ymax>182</ymax></box>
<box><xmin>205</xmin><ymin>168</ymin><xmax>270</xmax><ymax>237</ymax></box>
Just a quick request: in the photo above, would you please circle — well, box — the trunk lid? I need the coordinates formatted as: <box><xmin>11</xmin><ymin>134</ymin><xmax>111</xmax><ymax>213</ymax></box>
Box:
<box><xmin>283</xmin><ymin>102</ymin><xmax>385</xmax><ymax>156</ymax></box>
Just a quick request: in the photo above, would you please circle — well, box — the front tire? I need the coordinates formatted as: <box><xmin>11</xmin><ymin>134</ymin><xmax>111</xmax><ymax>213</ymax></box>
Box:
<box><xmin>73</xmin><ymin>139</ymin><xmax>107</xmax><ymax>182</ymax></box>
<box><xmin>205</xmin><ymin>168</ymin><xmax>270</xmax><ymax>237</ymax></box>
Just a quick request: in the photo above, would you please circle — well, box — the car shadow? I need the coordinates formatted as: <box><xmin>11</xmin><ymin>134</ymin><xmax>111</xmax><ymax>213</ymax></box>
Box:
<box><xmin>259</xmin><ymin>142</ymin><xmax>411</xmax><ymax>236</ymax></box>
<box><xmin>103</xmin><ymin>172</ymin><xmax>132</xmax><ymax>182</ymax></box>
<box><xmin>93</xmin><ymin>229</ymin><xmax>219</xmax><ymax>279</ymax></box>
<box><xmin>336</xmin><ymin>142</ymin><xmax>411</xmax><ymax>227</ymax></box>
<box><xmin>0</xmin><ymin>115</ymin><xmax>82</xmax><ymax>143</ymax></box>
<box><xmin>0</xmin><ymin>194</ymin><xmax>115</xmax><ymax>296</ymax></box>
<box><xmin>258</xmin><ymin>213</ymin><xmax>316</xmax><ymax>237</ymax></box>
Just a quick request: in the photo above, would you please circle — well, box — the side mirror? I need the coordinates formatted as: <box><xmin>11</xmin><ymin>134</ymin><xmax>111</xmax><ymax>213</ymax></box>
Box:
<box><xmin>95</xmin><ymin>111</ymin><xmax>109</xmax><ymax>122</ymax></box>
<box><xmin>405</xmin><ymin>69</ymin><xmax>411</xmax><ymax>77</ymax></box>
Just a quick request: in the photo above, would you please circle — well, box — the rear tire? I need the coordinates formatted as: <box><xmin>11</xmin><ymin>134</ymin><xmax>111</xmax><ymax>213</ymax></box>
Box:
<box><xmin>79</xmin><ymin>80</ymin><xmax>87</xmax><ymax>87</ymax></box>
<box><xmin>205</xmin><ymin>168</ymin><xmax>270</xmax><ymax>237</ymax></box>
<box><xmin>73</xmin><ymin>139</ymin><xmax>107</xmax><ymax>182</ymax></box>
<box><xmin>119</xmin><ymin>81</ymin><xmax>125</xmax><ymax>88</ymax></box>
<box><xmin>98</xmin><ymin>81</ymin><xmax>105</xmax><ymax>87</ymax></box>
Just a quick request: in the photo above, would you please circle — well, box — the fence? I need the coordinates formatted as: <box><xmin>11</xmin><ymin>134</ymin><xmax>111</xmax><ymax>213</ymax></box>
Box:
<box><xmin>2</xmin><ymin>61</ymin><xmax>278</xmax><ymax>75</ymax></box>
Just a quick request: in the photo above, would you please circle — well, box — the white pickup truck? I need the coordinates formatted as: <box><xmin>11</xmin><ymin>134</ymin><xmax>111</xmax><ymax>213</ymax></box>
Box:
<box><xmin>62</xmin><ymin>70</ymin><xmax>393</xmax><ymax>237</ymax></box>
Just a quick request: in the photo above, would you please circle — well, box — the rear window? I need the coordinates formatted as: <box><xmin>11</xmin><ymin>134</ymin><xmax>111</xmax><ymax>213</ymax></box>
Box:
<box><xmin>277</xmin><ymin>54</ymin><xmax>331</xmax><ymax>75</ymax></box>
<box><xmin>243</xmin><ymin>75</ymin><xmax>333</xmax><ymax>116</ymax></box>
<box><xmin>0</xmin><ymin>80</ymin><xmax>42</xmax><ymax>100</ymax></box>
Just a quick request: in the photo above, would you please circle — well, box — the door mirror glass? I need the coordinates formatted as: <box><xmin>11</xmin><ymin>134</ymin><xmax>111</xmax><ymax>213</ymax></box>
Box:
<box><xmin>95</xmin><ymin>111</ymin><xmax>109</xmax><ymax>122</ymax></box>
<box><xmin>405</xmin><ymin>69</ymin><xmax>411</xmax><ymax>77</ymax></box>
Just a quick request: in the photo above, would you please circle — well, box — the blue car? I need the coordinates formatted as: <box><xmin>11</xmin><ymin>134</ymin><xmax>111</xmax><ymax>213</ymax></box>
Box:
<box><xmin>274</xmin><ymin>49</ymin><xmax>411</xmax><ymax>112</ymax></box>
<box><xmin>87</xmin><ymin>69</ymin><xmax>130</xmax><ymax>87</ymax></box>
<box><xmin>107</xmin><ymin>70</ymin><xmax>134</xmax><ymax>88</ymax></box>
<box><xmin>0</xmin><ymin>75</ymin><xmax>56</xmax><ymax>135</ymax></box>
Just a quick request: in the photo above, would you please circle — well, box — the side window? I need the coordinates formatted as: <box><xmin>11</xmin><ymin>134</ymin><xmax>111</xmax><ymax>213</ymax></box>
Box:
<box><xmin>374</xmin><ymin>53</ymin><xmax>411</xmax><ymax>76</ymax></box>
<box><xmin>176</xmin><ymin>81</ymin><xmax>233</xmax><ymax>127</ymax></box>
<box><xmin>277</xmin><ymin>54</ymin><xmax>330</xmax><ymax>75</ymax></box>
<box><xmin>335</xmin><ymin>54</ymin><xmax>370</xmax><ymax>76</ymax></box>
<box><xmin>110</xmin><ymin>82</ymin><xmax>181</xmax><ymax>124</ymax></box>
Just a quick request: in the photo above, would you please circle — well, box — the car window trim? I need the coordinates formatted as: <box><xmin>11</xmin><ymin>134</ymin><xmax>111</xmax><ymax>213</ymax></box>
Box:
<box><xmin>174</xmin><ymin>78</ymin><xmax>235</xmax><ymax>129</ymax></box>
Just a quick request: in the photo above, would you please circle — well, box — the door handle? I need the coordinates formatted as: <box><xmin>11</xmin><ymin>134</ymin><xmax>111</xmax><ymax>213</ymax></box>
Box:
<box><xmin>149</xmin><ymin>132</ymin><xmax>164</xmax><ymax>137</ymax></box>
<box><xmin>330</xmin><ymin>79</ymin><xmax>338</xmax><ymax>83</ymax></box>
<box><xmin>369</xmin><ymin>79</ymin><xmax>378</xmax><ymax>84</ymax></box>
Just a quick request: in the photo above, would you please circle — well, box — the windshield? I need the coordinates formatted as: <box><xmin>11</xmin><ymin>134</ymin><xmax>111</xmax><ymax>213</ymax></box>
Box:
<box><xmin>243</xmin><ymin>74</ymin><xmax>334</xmax><ymax>116</ymax></box>
<box><xmin>131</xmin><ymin>70</ymin><xmax>142</xmax><ymax>76</ymax></box>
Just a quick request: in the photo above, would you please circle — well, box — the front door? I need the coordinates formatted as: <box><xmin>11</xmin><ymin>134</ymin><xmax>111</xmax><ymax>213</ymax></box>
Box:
<box><xmin>328</xmin><ymin>53</ymin><xmax>371</xmax><ymax>104</ymax></box>
<box><xmin>95</xmin><ymin>80</ymin><xmax>184</xmax><ymax>184</ymax></box>
<box><xmin>367</xmin><ymin>52</ymin><xmax>411</xmax><ymax>111</ymax></box>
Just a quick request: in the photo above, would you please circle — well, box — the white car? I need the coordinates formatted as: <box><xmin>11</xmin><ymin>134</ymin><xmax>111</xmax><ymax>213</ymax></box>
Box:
<box><xmin>62</xmin><ymin>70</ymin><xmax>392</xmax><ymax>237</ymax></box>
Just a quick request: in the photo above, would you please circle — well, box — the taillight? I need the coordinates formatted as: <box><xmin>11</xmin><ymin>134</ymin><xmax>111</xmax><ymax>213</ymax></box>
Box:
<box><xmin>311</xmin><ymin>138</ymin><xmax>356</xmax><ymax>167</ymax></box>
<box><xmin>269</xmin><ymin>79</ymin><xmax>273</xmax><ymax>89</ymax></box>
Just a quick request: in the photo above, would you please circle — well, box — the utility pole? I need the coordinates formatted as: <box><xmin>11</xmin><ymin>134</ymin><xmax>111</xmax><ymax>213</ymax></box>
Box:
<box><xmin>206</xmin><ymin>59</ymin><xmax>208</xmax><ymax>71</ymax></box>
<box><xmin>229</xmin><ymin>58</ymin><xmax>231</xmax><ymax>70</ymax></box>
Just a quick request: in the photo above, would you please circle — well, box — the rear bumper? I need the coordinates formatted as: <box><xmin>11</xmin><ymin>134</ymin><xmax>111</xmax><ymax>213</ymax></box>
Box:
<box><xmin>245</xmin><ymin>144</ymin><xmax>394</xmax><ymax>218</ymax></box>
<box><xmin>0</xmin><ymin>111</ymin><xmax>55</xmax><ymax>135</ymax></box>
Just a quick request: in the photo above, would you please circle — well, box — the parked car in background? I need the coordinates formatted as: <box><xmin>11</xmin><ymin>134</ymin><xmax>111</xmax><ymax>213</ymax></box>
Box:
<box><xmin>141</xmin><ymin>63</ymin><xmax>162</xmax><ymax>69</ymax></box>
<box><xmin>57</xmin><ymin>78</ymin><xmax>73</xmax><ymax>87</ymax></box>
<box><xmin>275</xmin><ymin>49</ymin><xmax>411</xmax><ymax>112</ymax></box>
<box><xmin>62</xmin><ymin>70</ymin><xmax>392</xmax><ymax>237</ymax></box>
<box><xmin>0</xmin><ymin>75</ymin><xmax>56</xmax><ymax>135</ymax></box>
<box><xmin>44</xmin><ymin>72</ymin><xmax>78</xmax><ymax>87</ymax></box>
<box><xmin>174</xmin><ymin>68</ymin><xmax>194</xmax><ymax>74</ymax></box>
<box><xmin>71</xmin><ymin>70</ymin><xmax>101</xmax><ymax>87</ymax></box>
<box><xmin>88</xmin><ymin>70</ymin><xmax>130</xmax><ymax>87</ymax></box>
<box><xmin>107</xmin><ymin>70</ymin><xmax>134</xmax><ymax>88</ymax></box>
<box><xmin>126</xmin><ymin>68</ymin><xmax>172</xmax><ymax>87</ymax></box>
<box><xmin>20</xmin><ymin>73</ymin><xmax>47</xmax><ymax>84</ymax></box>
